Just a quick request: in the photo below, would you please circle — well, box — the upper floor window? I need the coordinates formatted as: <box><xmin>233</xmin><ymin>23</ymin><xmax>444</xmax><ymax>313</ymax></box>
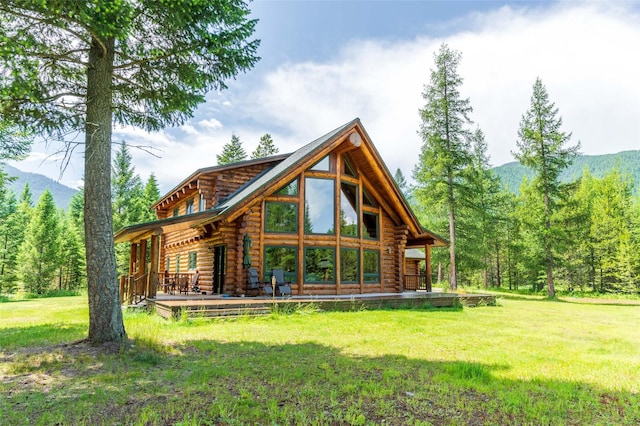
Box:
<box><xmin>362</xmin><ymin>212</ymin><xmax>379</xmax><ymax>240</ymax></box>
<box><xmin>340</xmin><ymin>182</ymin><xmax>358</xmax><ymax>237</ymax></box>
<box><xmin>265</xmin><ymin>202</ymin><xmax>298</xmax><ymax>233</ymax></box>
<box><xmin>363</xmin><ymin>188</ymin><xmax>377</xmax><ymax>207</ymax></box>
<box><xmin>186</xmin><ymin>198</ymin><xmax>194</xmax><ymax>215</ymax></box>
<box><xmin>199</xmin><ymin>194</ymin><xmax>205</xmax><ymax>212</ymax></box>
<box><xmin>274</xmin><ymin>178</ymin><xmax>298</xmax><ymax>196</ymax></box>
<box><xmin>343</xmin><ymin>157</ymin><xmax>358</xmax><ymax>178</ymax></box>
<box><xmin>173</xmin><ymin>207</ymin><xmax>180</xmax><ymax>217</ymax></box>
<box><xmin>309</xmin><ymin>155</ymin><xmax>330</xmax><ymax>172</ymax></box>
<box><xmin>304</xmin><ymin>177</ymin><xmax>334</xmax><ymax>235</ymax></box>
<box><xmin>188</xmin><ymin>251</ymin><xmax>197</xmax><ymax>270</ymax></box>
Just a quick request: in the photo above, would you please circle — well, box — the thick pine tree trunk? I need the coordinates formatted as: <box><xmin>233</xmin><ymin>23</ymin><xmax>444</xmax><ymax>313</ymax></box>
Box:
<box><xmin>85</xmin><ymin>37</ymin><xmax>127</xmax><ymax>343</ymax></box>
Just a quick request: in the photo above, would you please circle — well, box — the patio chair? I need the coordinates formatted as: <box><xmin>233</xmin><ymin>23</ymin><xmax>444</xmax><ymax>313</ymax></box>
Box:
<box><xmin>178</xmin><ymin>275</ymin><xmax>190</xmax><ymax>294</ymax></box>
<box><xmin>271</xmin><ymin>268</ymin><xmax>292</xmax><ymax>297</ymax></box>
<box><xmin>190</xmin><ymin>271</ymin><xmax>201</xmax><ymax>293</ymax></box>
<box><xmin>247</xmin><ymin>268</ymin><xmax>262</xmax><ymax>296</ymax></box>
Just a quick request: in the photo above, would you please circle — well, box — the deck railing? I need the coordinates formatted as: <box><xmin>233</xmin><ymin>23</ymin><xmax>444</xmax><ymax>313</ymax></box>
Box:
<box><xmin>404</xmin><ymin>274</ymin><xmax>432</xmax><ymax>292</ymax></box>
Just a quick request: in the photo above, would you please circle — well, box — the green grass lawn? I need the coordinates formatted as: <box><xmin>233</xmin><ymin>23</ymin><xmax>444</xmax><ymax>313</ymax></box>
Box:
<box><xmin>1</xmin><ymin>295</ymin><xmax>639</xmax><ymax>425</ymax></box>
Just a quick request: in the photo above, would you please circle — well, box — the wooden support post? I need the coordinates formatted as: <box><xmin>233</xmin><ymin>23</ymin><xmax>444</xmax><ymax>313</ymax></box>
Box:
<box><xmin>129</xmin><ymin>242</ymin><xmax>138</xmax><ymax>276</ymax></box>
<box><xmin>425</xmin><ymin>243</ymin><xmax>432</xmax><ymax>292</ymax></box>
<box><xmin>149</xmin><ymin>234</ymin><xmax>160</xmax><ymax>298</ymax></box>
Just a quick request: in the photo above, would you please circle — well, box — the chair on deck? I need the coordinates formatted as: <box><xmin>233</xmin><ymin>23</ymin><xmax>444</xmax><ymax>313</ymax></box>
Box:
<box><xmin>178</xmin><ymin>275</ymin><xmax>190</xmax><ymax>294</ymax></box>
<box><xmin>272</xmin><ymin>268</ymin><xmax>292</xmax><ymax>297</ymax></box>
<box><xmin>247</xmin><ymin>268</ymin><xmax>262</xmax><ymax>296</ymax></box>
<box><xmin>190</xmin><ymin>271</ymin><xmax>201</xmax><ymax>293</ymax></box>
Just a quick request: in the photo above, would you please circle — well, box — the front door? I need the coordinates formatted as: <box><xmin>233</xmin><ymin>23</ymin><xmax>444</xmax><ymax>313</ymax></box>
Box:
<box><xmin>213</xmin><ymin>245</ymin><xmax>226</xmax><ymax>294</ymax></box>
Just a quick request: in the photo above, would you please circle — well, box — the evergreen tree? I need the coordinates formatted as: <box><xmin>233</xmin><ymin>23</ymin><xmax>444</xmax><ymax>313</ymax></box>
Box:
<box><xmin>394</xmin><ymin>168</ymin><xmax>409</xmax><ymax>198</ymax></box>
<box><xmin>112</xmin><ymin>142</ymin><xmax>144</xmax><ymax>232</ymax></box>
<box><xmin>0</xmin><ymin>1</ymin><xmax>259</xmax><ymax>343</ymax></box>
<box><xmin>413</xmin><ymin>44</ymin><xmax>473</xmax><ymax>291</ymax></box>
<box><xmin>0</xmin><ymin>188</ymin><xmax>20</xmax><ymax>293</ymax></box>
<box><xmin>18</xmin><ymin>190</ymin><xmax>61</xmax><ymax>294</ymax></box>
<box><xmin>251</xmin><ymin>133</ymin><xmax>279</xmax><ymax>159</ymax></box>
<box><xmin>141</xmin><ymin>174</ymin><xmax>161</xmax><ymax>222</ymax></box>
<box><xmin>217</xmin><ymin>133</ymin><xmax>247</xmax><ymax>165</ymax></box>
<box><xmin>58</xmin><ymin>211</ymin><xmax>86</xmax><ymax>291</ymax></box>
<box><xmin>514</xmin><ymin>78</ymin><xmax>580</xmax><ymax>298</ymax></box>
<box><xmin>457</xmin><ymin>128</ymin><xmax>507</xmax><ymax>287</ymax></box>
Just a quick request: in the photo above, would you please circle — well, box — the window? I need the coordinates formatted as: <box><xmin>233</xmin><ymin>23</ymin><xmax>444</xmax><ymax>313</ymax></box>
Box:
<box><xmin>340</xmin><ymin>182</ymin><xmax>358</xmax><ymax>237</ymax></box>
<box><xmin>363</xmin><ymin>250</ymin><xmax>380</xmax><ymax>283</ymax></box>
<box><xmin>274</xmin><ymin>178</ymin><xmax>298</xmax><ymax>196</ymax></box>
<box><xmin>165</xmin><ymin>256</ymin><xmax>170</xmax><ymax>272</ymax></box>
<box><xmin>363</xmin><ymin>212</ymin><xmax>379</xmax><ymax>240</ymax></box>
<box><xmin>309</xmin><ymin>155</ymin><xmax>330</xmax><ymax>171</ymax></box>
<box><xmin>340</xmin><ymin>248</ymin><xmax>359</xmax><ymax>283</ymax></box>
<box><xmin>176</xmin><ymin>254</ymin><xmax>181</xmax><ymax>273</ymax></box>
<box><xmin>264</xmin><ymin>246</ymin><xmax>297</xmax><ymax>283</ymax></box>
<box><xmin>199</xmin><ymin>194</ymin><xmax>205</xmax><ymax>211</ymax></box>
<box><xmin>188</xmin><ymin>251</ymin><xmax>197</xmax><ymax>270</ymax></box>
<box><xmin>343</xmin><ymin>157</ymin><xmax>358</xmax><ymax>177</ymax></box>
<box><xmin>265</xmin><ymin>202</ymin><xmax>298</xmax><ymax>233</ymax></box>
<box><xmin>186</xmin><ymin>198</ymin><xmax>194</xmax><ymax>215</ymax></box>
<box><xmin>173</xmin><ymin>207</ymin><xmax>180</xmax><ymax>217</ymax></box>
<box><xmin>363</xmin><ymin>188</ymin><xmax>377</xmax><ymax>207</ymax></box>
<box><xmin>304</xmin><ymin>247</ymin><xmax>335</xmax><ymax>284</ymax></box>
<box><xmin>304</xmin><ymin>178</ymin><xmax>335</xmax><ymax>234</ymax></box>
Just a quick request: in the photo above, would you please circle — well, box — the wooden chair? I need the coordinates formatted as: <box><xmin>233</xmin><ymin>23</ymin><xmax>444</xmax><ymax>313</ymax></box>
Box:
<box><xmin>190</xmin><ymin>271</ymin><xmax>201</xmax><ymax>293</ymax></box>
<box><xmin>272</xmin><ymin>268</ymin><xmax>292</xmax><ymax>297</ymax></box>
<box><xmin>178</xmin><ymin>275</ymin><xmax>190</xmax><ymax>294</ymax></box>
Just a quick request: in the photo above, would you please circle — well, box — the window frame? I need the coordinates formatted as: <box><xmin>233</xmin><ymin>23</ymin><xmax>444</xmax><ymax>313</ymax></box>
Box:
<box><xmin>304</xmin><ymin>246</ymin><xmax>336</xmax><ymax>284</ymax></box>
<box><xmin>265</xmin><ymin>201</ymin><xmax>299</xmax><ymax>234</ymax></box>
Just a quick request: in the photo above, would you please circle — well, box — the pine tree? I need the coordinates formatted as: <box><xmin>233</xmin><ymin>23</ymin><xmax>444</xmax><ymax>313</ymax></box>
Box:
<box><xmin>141</xmin><ymin>174</ymin><xmax>161</xmax><ymax>222</ymax></box>
<box><xmin>394</xmin><ymin>168</ymin><xmax>409</xmax><ymax>198</ymax></box>
<box><xmin>0</xmin><ymin>185</ymin><xmax>20</xmax><ymax>293</ymax></box>
<box><xmin>58</xmin><ymin>211</ymin><xmax>86</xmax><ymax>291</ymax></box>
<box><xmin>251</xmin><ymin>133</ymin><xmax>279</xmax><ymax>159</ymax></box>
<box><xmin>1</xmin><ymin>1</ymin><xmax>259</xmax><ymax>343</ymax></box>
<box><xmin>217</xmin><ymin>133</ymin><xmax>247</xmax><ymax>165</ymax></box>
<box><xmin>112</xmin><ymin>143</ymin><xmax>143</xmax><ymax>232</ymax></box>
<box><xmin>413</xmin><ymin>44</ymin><xmax>474</xmax><ymax>291</ymax></box>
<box><xmin>514</xmin><ymin>78</ymin><xmax>579</xmax><ymax>298</ymax></box>
<box><xmin>18</xmin><ymin>190</ymin><xmax>61</xmax><ymax>294</ymax></box>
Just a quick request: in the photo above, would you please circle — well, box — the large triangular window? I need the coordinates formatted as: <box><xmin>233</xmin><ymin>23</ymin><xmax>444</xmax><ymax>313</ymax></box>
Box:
<box><xmin>343</xmin><ymin>156</ymin><xmax>358</xmax><ymax>178</ymax></box>
<box><xmin>363</xmin><ymin>187</ymin><xmax>377</xmax><ymax>207</ymax></box>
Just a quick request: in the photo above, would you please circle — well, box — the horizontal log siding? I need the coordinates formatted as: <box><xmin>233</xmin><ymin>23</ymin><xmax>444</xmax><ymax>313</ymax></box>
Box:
<box><xmin>380</xmin><ymin>209</ymin><xmax>397</xmax><ymax>293</ymax></box>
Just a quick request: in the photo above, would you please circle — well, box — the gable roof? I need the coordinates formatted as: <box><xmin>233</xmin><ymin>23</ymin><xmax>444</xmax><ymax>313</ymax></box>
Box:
<box><xmin>115</xmin><ymin>118</ymin><xmax>447</xmax><ymax>247</ymax></box>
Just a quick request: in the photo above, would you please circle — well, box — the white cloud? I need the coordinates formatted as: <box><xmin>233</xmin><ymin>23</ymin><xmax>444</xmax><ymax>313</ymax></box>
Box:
<box><xmin>244</xmin><ymin>2</ymin><xmax>640</xmax><ymax>179</ymax></box>
<box><xmin>9</xmin><ymin>2</ymin><xmax>640</xmax><ymax>194</ymax></box>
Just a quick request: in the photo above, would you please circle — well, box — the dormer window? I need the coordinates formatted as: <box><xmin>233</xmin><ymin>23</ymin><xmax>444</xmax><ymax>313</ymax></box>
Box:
<box><xmin>186</xmin><ymin>198</ymin><xmax>194</xmax><ymax>215</ymax></box>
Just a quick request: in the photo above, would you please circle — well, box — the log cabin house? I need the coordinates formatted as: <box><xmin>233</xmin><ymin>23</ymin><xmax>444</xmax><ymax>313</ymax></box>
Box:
<box><xmin>114</xmin><ymin>118</ymin><xmax>446</xmax><ymax>302</ymax></box>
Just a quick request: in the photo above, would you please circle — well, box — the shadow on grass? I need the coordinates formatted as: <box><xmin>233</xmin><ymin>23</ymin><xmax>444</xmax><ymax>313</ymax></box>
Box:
<box><xmin>2</xmin><ymin>338</ymin><xmax>638</xmax><ymax>425</ymax></box>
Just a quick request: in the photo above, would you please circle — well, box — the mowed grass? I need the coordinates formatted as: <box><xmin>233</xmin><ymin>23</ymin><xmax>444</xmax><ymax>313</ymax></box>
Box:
<box><xmin>1</xmin><ymin>295</ymin><xmax>639</xmax><ymax>425</ymax></box>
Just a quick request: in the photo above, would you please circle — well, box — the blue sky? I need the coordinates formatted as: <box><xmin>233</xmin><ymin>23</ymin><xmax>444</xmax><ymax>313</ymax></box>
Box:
<box><xmin>10</xmin><ymin>0</ymin><xmax>640</xmax><ymax>193</ymax></box>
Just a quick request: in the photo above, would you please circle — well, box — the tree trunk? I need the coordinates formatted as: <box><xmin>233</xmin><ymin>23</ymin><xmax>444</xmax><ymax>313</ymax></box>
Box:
<box><xmin>85</xmin><ymin>36</ymin><xmax>127</xmax><ymax>343</ymax></box>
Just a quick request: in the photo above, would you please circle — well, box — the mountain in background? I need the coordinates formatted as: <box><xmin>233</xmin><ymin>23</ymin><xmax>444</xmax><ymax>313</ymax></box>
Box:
<box><xmin>493</xmin><ymin>150</ymin><xmax>640</xmax><ymax>194</ymax></box>
<box><xmin>1</xmin><ymin>163</ymin><xmax>78</xmax><ymax>209</ymax></box>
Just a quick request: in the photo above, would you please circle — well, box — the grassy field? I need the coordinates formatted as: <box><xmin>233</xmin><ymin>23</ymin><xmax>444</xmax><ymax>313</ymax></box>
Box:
<box><xmin>1</xmin><ymin>295</ymin><xmax>639</xmax><ymax>425</ymax></box>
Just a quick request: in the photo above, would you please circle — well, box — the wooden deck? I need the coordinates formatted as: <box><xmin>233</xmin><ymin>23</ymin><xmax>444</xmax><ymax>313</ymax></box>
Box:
<box><xmin>145</xmin><ymin>291</ymin><xmax>496</xmax><ymax>319</ymax></box>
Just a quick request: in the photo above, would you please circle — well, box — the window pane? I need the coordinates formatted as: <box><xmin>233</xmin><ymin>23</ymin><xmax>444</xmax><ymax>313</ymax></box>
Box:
<box><xmin>264</xmin><ymin>246</ymin><xmax>297</xmax><ymax>283</ymax></box>
<box><xmin>340</xmin><ymin>248</ymin><xmax>359</xmax><ymax>283</ymax></box>
<box><xmin>199</xmin><ymin>194</ymin><xmax>205</xmax><ymax>211</ymax></box>
<box><xmin>304</xmin><ymin>247</ymin><xmax>335</xmax><ymax>284</ymax></box>
<box><xmin>363</xmin><ymin>188</ymin><xmax>377</xmax><ymax>207</ymax></box>
<box><xmin>186</xmin><ymin>199</ymin><xmax>194</xmax><ymax>214</ymax></box>
<box><xmin>304</xmin><ymin>178</ymin><xmax>335</xmax><ymax>234</ymax></box>
<box><xmin>309</xmin><ymin>155</ymin><xmax>330</xmax><ymax>171</ymax></box>
<box><xmin>173</xmin><ymin>207</ymin><xmax>179</xmax><ymax>217</ymax></box>
<box><xmin>265</xmin><ymin>202</ymin><xmax>298</xmax><ymax>233</ymax></box>
<box><xmin>363</xmin><ymin>250</ymin><xmax>380</xmax><ymax>283</ymax></box>
<box><xmin>343</xmin><ymin>157</ymin><xmax>358</xmax><ymax>177</ymax></box>
<box><xmin>340</xmin><ymin>182</ymin><xmax>358</xmax><ymax>237</ymax></box>
<box><xmin>275</xmin><ymin>178</ymin><xmax>298</xmax><ymax>196</ymax></box>
<box><xmin>176</xmin><ymin>254</ymin><xmax>181</xmax><ymax>273</ymax></box>
<box><xmin>363</xmin><ymin>212</ymin><xmax>379</xmax><ymax>240</ymax></box>
<box><xmin>188</xmin><ymin>252</ymin><xmax>197</xmax><ymax>270</ymax></box>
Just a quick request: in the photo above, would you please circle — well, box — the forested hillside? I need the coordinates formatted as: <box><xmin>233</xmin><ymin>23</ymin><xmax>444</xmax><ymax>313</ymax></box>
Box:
<box><xmin>493</xmin><ymin>150</ymin><xmax>640</xmax><ymax>193</ymax></box>
<box><xmin>1</xmin><ymin>163</ymin><xmax>78</xmax><ymax>209</ymax></box>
